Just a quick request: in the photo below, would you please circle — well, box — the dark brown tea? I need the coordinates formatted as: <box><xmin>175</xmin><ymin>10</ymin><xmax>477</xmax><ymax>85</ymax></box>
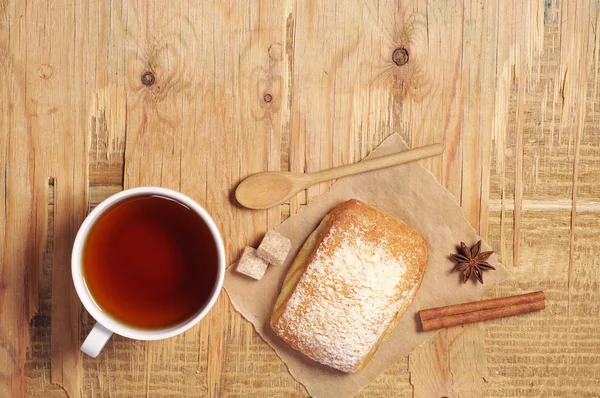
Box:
<box><xmin>82</xmin><ymin>194</ymin><xmax>219</xmax><ymax>329</ymax></box>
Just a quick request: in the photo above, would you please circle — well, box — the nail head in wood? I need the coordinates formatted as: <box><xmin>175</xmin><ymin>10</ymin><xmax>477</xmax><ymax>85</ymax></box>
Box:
<box><xmin>264</xmin><ymin>93</ymin><xmax>273</xmax><ymax>103</ymax></box>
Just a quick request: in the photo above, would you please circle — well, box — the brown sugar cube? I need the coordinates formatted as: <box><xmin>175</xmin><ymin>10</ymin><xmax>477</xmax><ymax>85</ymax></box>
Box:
<box><xmin>236</xmin><ymin>247</ymin><xmax>269</xmax><ymax>280</ymax></box>
<box><xmin>257</xmin><ymin>230</ymin><xmax>292</xmax><ymax>267</ymax></box>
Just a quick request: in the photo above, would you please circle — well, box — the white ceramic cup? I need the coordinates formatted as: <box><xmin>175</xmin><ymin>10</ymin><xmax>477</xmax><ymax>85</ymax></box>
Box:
<box><xmin>72</xmin><ymin>187</ymin><xmax>225</xmax><ymax>357</ymax></box>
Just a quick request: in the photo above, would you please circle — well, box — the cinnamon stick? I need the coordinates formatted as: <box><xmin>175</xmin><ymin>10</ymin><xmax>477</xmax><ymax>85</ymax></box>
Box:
<box><xmin>419</xmin><ymin>291</ymin><xmax>545</xmax><ymax>321</ymax></box>
<box><xmin>419</xmin><ymin>291</ymin><xmax>546</xmax><ymax>332</ymax></box>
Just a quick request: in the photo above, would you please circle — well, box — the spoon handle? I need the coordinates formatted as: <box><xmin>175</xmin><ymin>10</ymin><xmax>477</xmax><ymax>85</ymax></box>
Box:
<box><xmin>307</xmin><ymin>143</ymin><xmax>443</xmax><ymax>183</ymax></box>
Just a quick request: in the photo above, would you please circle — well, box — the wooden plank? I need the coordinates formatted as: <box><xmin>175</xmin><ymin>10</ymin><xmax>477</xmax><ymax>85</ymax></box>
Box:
<box><xmin>27</xmin><ymin>0</ymin><xmax>91</xmax><ymax>395</ymax></box>
<box><xmin>404</xmin><ymin>0</ymin><xmax>513</xmax><ymax>394</ymax></box>
<box><xmin>0</xmin><ymin>5</ymin><xmax>34</xmax><ymax>395</ymax></box>
<box><xmin>6</xmin><ymin>0</ymin><xmax>101</xmax><ymax>395</ymax></box>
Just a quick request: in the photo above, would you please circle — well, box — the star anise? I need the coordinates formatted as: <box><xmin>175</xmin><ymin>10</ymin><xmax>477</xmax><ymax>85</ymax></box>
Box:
<box><xmin>451</xmin><ymin>240</ymin><xmax>495</xmax><ymax>284</ymax></box>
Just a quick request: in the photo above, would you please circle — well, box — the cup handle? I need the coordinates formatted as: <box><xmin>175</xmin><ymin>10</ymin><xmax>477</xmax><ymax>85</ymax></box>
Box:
<box><xmin>81</xmin><ymin>322</ymin><xmax>113</xmax><ymax>357</ymax></box>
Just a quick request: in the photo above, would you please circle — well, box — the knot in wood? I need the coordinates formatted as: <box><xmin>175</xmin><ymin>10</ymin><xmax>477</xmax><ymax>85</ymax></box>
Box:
<box><xmin>141</xmin><ymin>71</ymin><xmax>155</xmax><ymax>86</ymax></box>
<box><xmin>264</xmin><ymin>93</ymin><xmax>273</xmax><ymax>103</ymax></box>
<box><xmin>392</xmin><ymin>48</ymin><xmax>409</xmax><ymax>66</ymax></box>
<box><xmin>38</xmin><ymin>64</ymin><xmax>53</xmax><ymax>79</ymax></box>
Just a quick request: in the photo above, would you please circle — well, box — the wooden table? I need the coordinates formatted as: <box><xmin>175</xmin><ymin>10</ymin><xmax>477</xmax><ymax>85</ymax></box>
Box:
<box><xmin>2</xmin><ymin>1</ymin><xmax>599</xmax><ymax>397</ymax></box>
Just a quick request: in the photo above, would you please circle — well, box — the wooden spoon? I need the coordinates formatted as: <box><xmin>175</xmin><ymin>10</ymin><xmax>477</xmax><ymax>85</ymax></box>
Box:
<box><xmin>235</xmin><ymin>143</ymin><xmax>443</xmax><ymax>209</ymax></box>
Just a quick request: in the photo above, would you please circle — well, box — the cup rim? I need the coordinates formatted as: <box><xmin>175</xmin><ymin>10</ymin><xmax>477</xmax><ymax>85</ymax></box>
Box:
<box><xmin>71</xmin><ymin>186</ymin><xmax>226</xmax><ymax>341</ymax></box>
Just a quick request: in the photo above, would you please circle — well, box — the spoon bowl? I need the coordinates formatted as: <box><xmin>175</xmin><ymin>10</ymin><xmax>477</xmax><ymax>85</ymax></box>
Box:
<box><xmin>235</xmin><ymin>172</ymin><xmax>308</xmax><ymax>209</ymax></box>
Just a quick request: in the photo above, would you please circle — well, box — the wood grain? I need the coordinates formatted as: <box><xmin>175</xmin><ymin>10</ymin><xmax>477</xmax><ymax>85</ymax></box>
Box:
<box><xmin>0</xmin><ymin>0</ymin><xmax>596</xmax><ymax>397</ymax></box>
<box><xmin>0</xmin><ymin>14</ymin><xmax>34</xmax><ymax>397</ymax></box>
<box><xmin>405</xmin><ymin>0</ymin><xmax>508</xmax><ymax>394</ymax></box>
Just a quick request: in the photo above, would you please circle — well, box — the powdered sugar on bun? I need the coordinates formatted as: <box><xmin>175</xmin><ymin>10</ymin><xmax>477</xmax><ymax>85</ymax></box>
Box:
<box><xmin>271</xmin><ymin>200</ymin><xmax>428</xmax><ymax>373</ymax></box>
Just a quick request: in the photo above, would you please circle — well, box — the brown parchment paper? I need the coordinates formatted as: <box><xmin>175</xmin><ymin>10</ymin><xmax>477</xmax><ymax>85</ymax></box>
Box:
<box><xmin>223</xmin><ymin>134</ymin><xmax>508</xmax><ymax>398</ymax></box>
